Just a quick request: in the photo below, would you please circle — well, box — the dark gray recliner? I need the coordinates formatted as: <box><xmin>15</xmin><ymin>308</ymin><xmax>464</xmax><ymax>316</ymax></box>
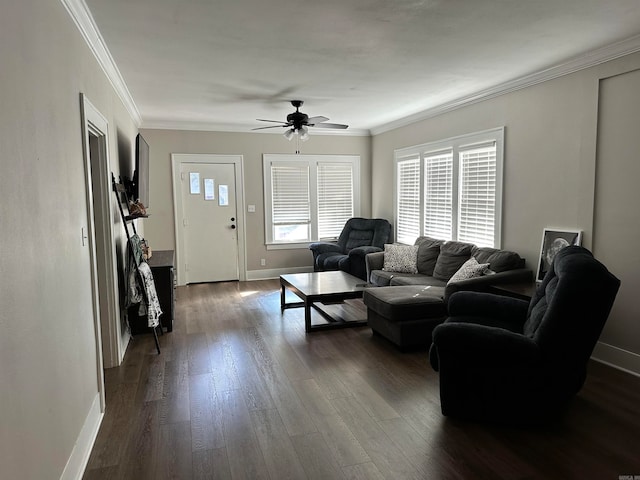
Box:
<box><xmin>429</xmin><ymin>246</ymin><xmax>620</xmax><ymax>424</ymax></box>
<box><xmin>309</xmin><ymin>217</ymin><xmax>392</xmax><ymax>280</ymax></box>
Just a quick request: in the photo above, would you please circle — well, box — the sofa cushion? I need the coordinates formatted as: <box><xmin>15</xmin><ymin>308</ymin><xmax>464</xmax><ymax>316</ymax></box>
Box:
<box><xmin>363</xmin><ymin>285</ymin><xmax>446</xmax><ymax>321</ymax></box>
<box><xmin>433</xmin><ymin>241</ymin><xmax>475</xmax><ymax>281</ymax></box>
<box><xmin>383</xmin><ymin>244</ymin><xmax>419</xmax><ymax>274</ymax></box>
<box><xmin>447</xmin><ymin>257</ymin><xmax>490</xmax><ymax>284</ymax></box>
<box><xmin>369</xmin><ymin>269</ymin><xmax>394</xmax><ymax>286</ymax></box>
<box><xmin>414</xmin><ymin>236</ymin><xmax>443</xmax><ymax>275</ymax></box>
<box><xmin>390</xmin><ymin>274</ymin><xmax>447</xmax><ymax>287</ymax></box>
<box><xmin>316</xmin><ymin>252</ymin><xmax>348</xmax><ymax>270</ymax></box>
<box><xmin>473</xmin><ymin>247</ymin><xmax>524</xmax><ymax>273</ymax></box>
<box><xmin>344</xmin><ymin>229</ymin><xmax>375</xmax><ymax>251</ymax></box>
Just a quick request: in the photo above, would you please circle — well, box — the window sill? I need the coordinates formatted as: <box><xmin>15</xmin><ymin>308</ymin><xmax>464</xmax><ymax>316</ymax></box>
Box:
<box><xmin>266</xmin><ymin>242</ymin><xmax>311</xmax><ymax>250</ymax></box>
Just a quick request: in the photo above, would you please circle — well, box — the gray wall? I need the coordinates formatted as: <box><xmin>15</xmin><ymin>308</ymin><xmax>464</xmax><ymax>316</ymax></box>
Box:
<box><xmin>593</xmin><ymin>67</ymin><xmax>640</xmax><ymax>371</ymax></box>
<box><xmin>0</xmin><ymin>1</ymin><xmax>138</xmax><ymax>478</ymax></box>
<box><xmin>371</xmin><ymin>52</ymin><xmax>640</xmax><ymax>374</ymax></box>
<box><xmin>140</xmin><ymin>129</ymin><xmax>371</xmax><ymax>274</ymax></box>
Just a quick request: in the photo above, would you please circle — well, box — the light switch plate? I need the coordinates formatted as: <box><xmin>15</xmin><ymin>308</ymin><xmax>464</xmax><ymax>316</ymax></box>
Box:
<box><xmin>248</xmin><ymin>204</ymin><xmax>256</xmax><ymax>213</ymax></box>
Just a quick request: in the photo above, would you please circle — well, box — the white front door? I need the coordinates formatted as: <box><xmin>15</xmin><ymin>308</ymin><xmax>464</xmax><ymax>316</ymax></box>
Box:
<box><xmin>180</xmin><ymin>162</ymin><xmax>239</xmax><ymax>283</ymax></box>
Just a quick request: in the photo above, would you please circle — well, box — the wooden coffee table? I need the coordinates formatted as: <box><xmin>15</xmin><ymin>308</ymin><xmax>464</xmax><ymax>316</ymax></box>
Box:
<box><xmin>280</xmin><ymin>271</ymin><xmax>369</xmax><ymax>332</ymax></box>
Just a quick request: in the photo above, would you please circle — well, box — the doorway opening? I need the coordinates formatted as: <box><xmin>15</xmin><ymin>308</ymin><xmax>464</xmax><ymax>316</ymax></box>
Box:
<box><xmin>80</xmin><ymin>94</ymin><xmax>123</xmax><ymax>410</ymax></box>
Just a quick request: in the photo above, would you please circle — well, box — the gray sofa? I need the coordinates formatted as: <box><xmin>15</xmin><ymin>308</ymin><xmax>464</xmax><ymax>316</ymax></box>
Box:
<box><xmin>366</xmin><ymin>236</ymin><xmax>531</xmax><ymax>297</ymax></box>
<box><xmin>363</xmin><ymin>236</ymin><xmax>533</xmax><ymax>349</ymax></box>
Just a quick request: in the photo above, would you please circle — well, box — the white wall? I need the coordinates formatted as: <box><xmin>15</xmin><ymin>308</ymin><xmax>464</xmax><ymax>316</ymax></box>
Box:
<box><xmin>0</xmin><ymin>1</ymin><xmax>138</xmax><ymax>478</ymax></box>
<box><xmin>140</xmin><ymin>129</ymin><xmax>371</xmax><ymax>275</ymax></box>
<box><xmin>371</xmin><ymin>52</ymin><xmax>640</xmax><ymax>375</ymax></box>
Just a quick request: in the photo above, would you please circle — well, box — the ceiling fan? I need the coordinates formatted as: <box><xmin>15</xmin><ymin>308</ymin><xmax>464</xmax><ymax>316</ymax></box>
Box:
<box><xmin>252</xmin><ymin>100</ymin><xmax>348</xmax><ymax>141</ymax></box>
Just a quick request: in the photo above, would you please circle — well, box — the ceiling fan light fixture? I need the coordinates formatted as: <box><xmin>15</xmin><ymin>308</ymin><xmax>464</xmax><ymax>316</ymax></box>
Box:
<box><xmin>283</xmin><ymin>128</ymin><xmax>295</xmax><ymax>141</ymax></box>
<box><xmin>256</xmin><ymin>101</ymin><xmax>348</xmax><ymax>146</ymax></box>
<box><xmin>299</xmin><ymin>126</ymin><xmax>309</xmax><ymax>141</ymax></box>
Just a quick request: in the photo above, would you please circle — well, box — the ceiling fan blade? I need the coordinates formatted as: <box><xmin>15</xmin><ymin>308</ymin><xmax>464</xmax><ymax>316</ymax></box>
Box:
<box><xmin>256</xmin><ymin>118</ymin><xmax>288</xmax><ymax>124</ymax></box>
<box><xmin>251</xmin><ymin>124</ymin><xmax>288</xmax><ymax>130</ymax></box>
<box><xmin>306</xmin><ymin>116</ymin><xmax>329</xmax><ymax>125</ymax></box>
<box><xmin>310</xmin><ymin>122</ymin><xmax>349</xmax><ymax>129</ymax></box>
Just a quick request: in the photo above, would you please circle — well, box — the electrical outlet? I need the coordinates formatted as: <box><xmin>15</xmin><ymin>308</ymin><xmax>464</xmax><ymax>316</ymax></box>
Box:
<box><xmin>260</xmin><ymin>258</ymin><xmax>266</xmax><ymax>266</ymax></box>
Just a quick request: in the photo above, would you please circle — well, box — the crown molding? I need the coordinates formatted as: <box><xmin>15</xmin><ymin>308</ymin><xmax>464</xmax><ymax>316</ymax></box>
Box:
<box><xmin>370</xmin><ymin>33</ymin><xmax>640</xmax><ymax>136</ymax></box>
<box><xmin>61</xmin><ymin>0</ymin><xmax>142</xmax><ymax>126</ymax></box>
<box><xmin>141</xmin><ymin>120</ymin><xmax>371</xmax><ymax>136</ymax></box>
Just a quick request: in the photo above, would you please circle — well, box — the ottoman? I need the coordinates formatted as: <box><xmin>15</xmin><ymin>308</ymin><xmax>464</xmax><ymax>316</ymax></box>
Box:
<box><xmin>363</xmin><ymin>285</ymin><xmax>447</xmax><ymax>350</ymax></box>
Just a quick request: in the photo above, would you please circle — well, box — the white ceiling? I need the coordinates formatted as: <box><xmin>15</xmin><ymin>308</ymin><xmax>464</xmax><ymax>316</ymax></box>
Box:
<box><xmin>83</xmin><ymin>0</ymin><xmax>640</xmax><ymax>134</ymax></box>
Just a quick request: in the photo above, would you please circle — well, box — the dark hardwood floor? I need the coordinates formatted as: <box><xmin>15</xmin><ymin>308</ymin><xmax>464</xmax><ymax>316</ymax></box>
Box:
<box><xmin>84</xmin><ymin>279</ymin><xmax>640</xmax><ymax>479</ymax></box>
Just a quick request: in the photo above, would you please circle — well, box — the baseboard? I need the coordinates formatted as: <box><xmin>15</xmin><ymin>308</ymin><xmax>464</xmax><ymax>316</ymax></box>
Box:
<box><xmin>246</xmin><ymin>266</ymin><xmax>314</xmax><ymax>280</ymax></box>
<box><xmin>119</xmin><ymin>328</ymin><xmax>130</xmax><ymax>364</ymax></box>
<box><xmin>591</xmin><ymin>341</ymin><xmax>640</xmax><ymax>378</ymax></box>
<box><xmin>60</xmin><ymin>393</ymin><xmax>104</xmax><ymax>480</ymax></box>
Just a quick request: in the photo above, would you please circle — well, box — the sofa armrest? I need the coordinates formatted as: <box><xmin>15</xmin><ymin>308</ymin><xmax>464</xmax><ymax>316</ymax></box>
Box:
<box><xmin>338</xmin><ymin>246</ymin><xmax>383</xmax><ymax>281</ymax></box>
<box><xmin>482</xmin><ymin>267</ymin><xmax>533</xmax><ymax>286</ymax></box>
<box><xmin>447</xmin><ymin>291</ymin><xmax>530</xmax><ymax>321</ymax></box>
<box><xmin>309</xmin><ymin>241</ymin><xmax>344</xmax><ymax>255</ymax></box>
<box><xmin>348</xmin><ymin>245</ymin><xmax>383</xmax><ymax>259</ymax></box>
<box><xmin>365</xmin><ymin>251</ymin><xmax>385</xmax><ymax>282</ymax></box>
<box><xmin>430</xmin><ymin>322</ymin><xmax>539</xmax><ymax>371</ymax></box>
<box><xmin>444</xmin><ymin>268</ymin><xmax>532</xmax><ymax>301</ymax></box>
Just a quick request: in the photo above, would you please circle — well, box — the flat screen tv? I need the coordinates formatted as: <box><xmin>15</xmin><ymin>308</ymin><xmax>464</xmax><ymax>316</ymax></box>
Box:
<box><xmin>133</xmin><ymin>133</ymin><xmax>150</xmax><ymax>208</ymax></box>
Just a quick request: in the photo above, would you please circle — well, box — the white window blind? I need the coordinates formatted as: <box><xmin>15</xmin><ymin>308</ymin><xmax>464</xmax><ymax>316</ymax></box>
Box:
<box><xmin>458</xmin><ymin>144</ymin><xmax>497</xmax><ymax>247</ymax></box>
<box><xmin>264</xmin><ymin>154</ymin><xmax>361</xmax><ymax>247</ymax></box>
<box><xmin>271</xmin><ymin>164</ymin><xmax>310</xmax><ymax>241</ymax></box>
<box><xmin>396</xmin><ymin>156</ymin><xmax>421</xmax><ymax>244</ymax></box>
<box><xmin>394</xmin><ymin>128</ymin><xmax>503</xmax><ymax>248</ymax></box>
<box><xmin>424</xmin><ymin>151</ymin><xmax>453</xmax><ymax>240</ymax></box>
<box><xmin>317</xmin><ymin>163</ymin><xmax>354</xmax><ymax>239</ymax></box>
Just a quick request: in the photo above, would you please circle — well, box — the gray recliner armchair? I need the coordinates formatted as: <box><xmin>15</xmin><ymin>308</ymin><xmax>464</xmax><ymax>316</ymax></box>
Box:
<box><xmin>309</xmin><ymin>217</ymin><xmax>392</xmax><ymax>280</ymax></box>
<box><xmin>429</xmin><ymin>246</ymin><xmax>620</xmax><ymax>424</ymax></box>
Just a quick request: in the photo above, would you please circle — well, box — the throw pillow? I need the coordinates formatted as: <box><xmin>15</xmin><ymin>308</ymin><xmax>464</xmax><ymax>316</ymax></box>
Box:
<box><xmin>414</xmin><ymin>237</ymin><xmax>443</xmax><ymax>275</ymax></box>
<box><xmin>383</xmin><ymin>244</ymin><xmax>419</xmax><ymax>274</ymax></box>
<box><xmin>447</xmin><ymin>257</ymin><xmax>490</xmax><ymax>284</ymax></box>
<box><xmin>432</xmin><ymin>241</ymin><xmax>475</xmax><ymax>281</ymax></box>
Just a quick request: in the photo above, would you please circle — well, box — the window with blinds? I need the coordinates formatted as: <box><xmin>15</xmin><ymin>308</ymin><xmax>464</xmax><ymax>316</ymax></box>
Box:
<box><xmin>458</xmin><ymin>144</ymin><xmax>497</xmax><ymax>247</ymax></box>
<box><xmin>396</xmin><ymin>157</ymin><xmax>421</xmax><ymax>244</ymax></box>
<box><xmin>394</xmin><ymin>128</ymin><xmax>503</xmax><ymax>247</ymax></box>
<box><xmin>270</xmin><ymin>164</ymin><xmax>311</xmax><ymax>241</ymax></box>
<box><xmin>263</xmin><ymin>154</ymin><xmax>360</xmax><ymax>247</ymax></box>
<box><xmin>424</xmin><ymin>151</ymin><xmax>453</xmax><ymax>239</ymax></box>
<box><xmin>317</xmin><ymin>163</ymin><xmax>354</xmax><ymax>239</ymax></box>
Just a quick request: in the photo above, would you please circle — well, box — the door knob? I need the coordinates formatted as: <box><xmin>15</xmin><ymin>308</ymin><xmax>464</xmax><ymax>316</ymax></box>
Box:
<box><xmin>231</xmin><ymin>224</ymin><xmax>236</xmax><ymax>229</ymax></box>
<box><xmin>230</xmin><ymin>217</ymin><xmax>235</xmax><ymax>221</ymax></box>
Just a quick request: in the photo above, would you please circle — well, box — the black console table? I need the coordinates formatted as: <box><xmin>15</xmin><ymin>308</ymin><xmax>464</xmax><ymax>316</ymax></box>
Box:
<box><xmin>147</xmin><ymin>250</ymin><xmax>176</xmax><ymax>332</ymax></box>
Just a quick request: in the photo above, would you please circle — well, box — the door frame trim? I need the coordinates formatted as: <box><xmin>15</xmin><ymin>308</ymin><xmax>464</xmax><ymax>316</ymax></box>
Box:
<box><xmin>80</xmin><ymin>94</ymin><xmax>112</xmax><ymax>411</ymax></box>
<box><xmin>171</xmin><ymin>154</ymin><xmax>246</xmax><ymax>285</ymax></box>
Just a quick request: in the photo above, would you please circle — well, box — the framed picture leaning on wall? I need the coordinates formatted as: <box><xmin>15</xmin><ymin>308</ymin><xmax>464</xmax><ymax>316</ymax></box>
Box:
<box><xmin>536</xmin><ymin>228</ymin><xmax>582</xmax><ymax>282</ymax></box>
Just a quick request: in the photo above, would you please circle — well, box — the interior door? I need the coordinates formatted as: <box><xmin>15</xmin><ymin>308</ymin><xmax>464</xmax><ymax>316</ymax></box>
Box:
<box><xmin>180</xmin><ymin>162</ymin><xmax>239</xmax><ymax>283</ymax></box>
